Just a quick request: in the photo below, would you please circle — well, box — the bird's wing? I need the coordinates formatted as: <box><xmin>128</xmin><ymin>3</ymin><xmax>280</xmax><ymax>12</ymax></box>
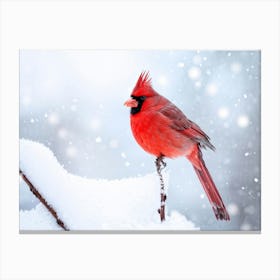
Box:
<box><xmin>159</xmin><ymin>103</ymin><xmax>215</xmax><ymax>151</ymax></box>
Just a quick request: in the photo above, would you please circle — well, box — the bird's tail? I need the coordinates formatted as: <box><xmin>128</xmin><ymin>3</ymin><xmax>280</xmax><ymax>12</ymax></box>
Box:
<box><xmin>187</xmin><ymin>145</ymin><xmax>230</xmax><ymax>221</ymax></box>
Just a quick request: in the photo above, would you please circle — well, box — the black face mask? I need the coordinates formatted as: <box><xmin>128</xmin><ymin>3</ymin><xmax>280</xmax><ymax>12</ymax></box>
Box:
<box><xmin>130</xmin><ymin>95</ymin><xmax>146</xmax><ymax>115</ymax></box>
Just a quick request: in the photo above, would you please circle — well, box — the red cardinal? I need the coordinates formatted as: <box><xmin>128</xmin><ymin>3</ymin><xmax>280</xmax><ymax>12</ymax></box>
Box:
<box><xmin>124</xmin><ymin>71</ymin><xmax>230</xmax><ymax>221</ymax></box>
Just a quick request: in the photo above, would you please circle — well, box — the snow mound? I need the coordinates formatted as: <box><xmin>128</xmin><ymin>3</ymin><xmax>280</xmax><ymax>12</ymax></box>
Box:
<box><xmin>20</xmin><ymin>139</ymin><xmax>198</xmax><ymax>231</ymax></box>
<box><xmin>20</xmin><ymin>203</ymin><xmax>62</xmax><ymax>231</ymax></box>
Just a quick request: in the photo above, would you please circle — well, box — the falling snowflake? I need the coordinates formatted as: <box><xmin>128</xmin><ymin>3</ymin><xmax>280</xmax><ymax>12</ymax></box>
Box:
<box><xmin>237</xmin><ymin>115</ymin><xmax>249</xmax><ymax>128</ymax></box>
<box><xmin>230</xmin><ymin>62</ymin><xmax>242</xmax><ymax>74</ymax></box>
<box><xmin>48</xmin><ymin>112</ymin><xmax>59</xmax><ymax>125</ymax></box>
<box><xmin>157</xmin><ymin>75</ymin><xmax>168</xmax><ymax>86</ymax></box>
<box><xmin>188</xmin><ymin>67</ymin><xmax>201</xmax><ymax>80</ymax></box>
<box><xmin>194</xmin><ymin>81</ymin><xmax>201</xmax><ymax>88</ymax></box>
<box><xmin>217</xmin><ymin>107</ymin><xmax>229</xmax><ymax>119</ymax></box>
<box><xmin>66</xmin><ymin>146</ymin><xmax>77</xmax><ymax>158</ymax></box>
<box><xmin>206</xmin><ymin>83</ymin><xmax>218</xmax><ymax>96</ymax></box>
<box><xmin>227</xmin><ymin>203</ymin><xmax>239</xmax><ymax>216</ymax></box>
<box><xmin>177</xmin><ymin>62</ymin><xmax>184</xmax><ymax>68</ymax></box>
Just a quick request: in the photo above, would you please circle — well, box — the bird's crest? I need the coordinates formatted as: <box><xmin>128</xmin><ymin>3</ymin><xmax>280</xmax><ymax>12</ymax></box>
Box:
<box><xmin>133</xmin><ymin>71</ymin><xmax>152</xmax><ymax>94</ymax></box>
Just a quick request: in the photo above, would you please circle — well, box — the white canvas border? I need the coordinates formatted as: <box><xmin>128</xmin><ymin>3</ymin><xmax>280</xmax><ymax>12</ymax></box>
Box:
<box><xmin>1</xmin><ymin>1</ymin><xmax>279</xmax><ymax>279</ymax></box>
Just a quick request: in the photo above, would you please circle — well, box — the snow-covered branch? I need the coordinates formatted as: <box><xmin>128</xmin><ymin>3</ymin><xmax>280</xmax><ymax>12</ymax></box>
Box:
<box><xmin>20</xmin><ymin>139</ymin><xmax>198</xmax><ymax>231</ymax></box>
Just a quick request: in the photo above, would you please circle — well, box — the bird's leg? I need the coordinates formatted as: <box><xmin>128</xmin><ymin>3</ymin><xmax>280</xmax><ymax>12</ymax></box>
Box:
<box><xmin>155</xmin><ymin>155</ymin><xmax>167</xmax><ymax>222</ymax></box>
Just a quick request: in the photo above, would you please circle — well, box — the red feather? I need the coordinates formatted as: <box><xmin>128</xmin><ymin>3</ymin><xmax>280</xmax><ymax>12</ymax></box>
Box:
<box><xmin>134</xmin><ymin>71</ymin><xmax>152</xmax><ymax>89</ymax></box>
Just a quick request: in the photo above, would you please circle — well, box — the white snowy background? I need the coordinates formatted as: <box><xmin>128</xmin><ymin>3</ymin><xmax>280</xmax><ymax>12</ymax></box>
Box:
<box><xmin>19</xmin><ymin>50</ymin><xmax>261</xmax><ymax>231</ymax></box>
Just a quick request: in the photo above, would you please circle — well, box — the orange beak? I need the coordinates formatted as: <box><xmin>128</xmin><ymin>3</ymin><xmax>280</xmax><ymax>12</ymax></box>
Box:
<box><xmin>124</xmin><ymin>98</ymin><xmax>138</xmax><ymax>108</ymax></box>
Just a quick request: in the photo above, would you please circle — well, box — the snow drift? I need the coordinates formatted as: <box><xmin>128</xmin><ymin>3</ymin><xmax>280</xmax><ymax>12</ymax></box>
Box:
<box><xmin>19</xmin><ymin>139</ymin><xmax>198</xmax><ymax>231</ymax></box>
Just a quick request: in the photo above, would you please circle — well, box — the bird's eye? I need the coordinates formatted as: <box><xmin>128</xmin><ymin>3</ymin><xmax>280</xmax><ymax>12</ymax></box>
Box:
<box><xmin>131</xmin><ymin>95</ymin><xmax>146</xmax><ymax>102</ymax></box>
<box><xmin>139</xmin><ymin>96</ymin><xmax>146</xmax><ymax>101</ymax></box>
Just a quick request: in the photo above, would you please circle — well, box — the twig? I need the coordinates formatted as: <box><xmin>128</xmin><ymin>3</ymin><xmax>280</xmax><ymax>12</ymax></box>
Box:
<box><xmin>19</xmin><ymin>169</ymin><xmax>69</xmax><ymax>231</ymax></box>
<box><xmin>155</xmin><ymin>156</ymin><xmax>167</xmax><ymax>222</ymax></box>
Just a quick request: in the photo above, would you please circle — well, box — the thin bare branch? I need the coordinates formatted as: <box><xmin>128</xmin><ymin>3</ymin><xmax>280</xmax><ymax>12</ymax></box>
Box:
<box><xmin>19</xmin><ymin>169</ymin><xmax>69</xmax><ymax>231</ymax></box>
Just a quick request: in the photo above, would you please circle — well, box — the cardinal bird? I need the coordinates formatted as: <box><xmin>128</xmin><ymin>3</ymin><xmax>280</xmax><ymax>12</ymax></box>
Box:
<box><xmin>124</xmin><ymin>71</ymin><xmax>230</xmax><ymax>221</ymax></box>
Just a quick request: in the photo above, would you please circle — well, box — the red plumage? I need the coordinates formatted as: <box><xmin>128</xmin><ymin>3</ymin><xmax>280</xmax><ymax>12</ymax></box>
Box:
<box><xmin>124</xmin><ymin>71</ymin><xmax>230</xmax><ymax>221</ymax></box>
